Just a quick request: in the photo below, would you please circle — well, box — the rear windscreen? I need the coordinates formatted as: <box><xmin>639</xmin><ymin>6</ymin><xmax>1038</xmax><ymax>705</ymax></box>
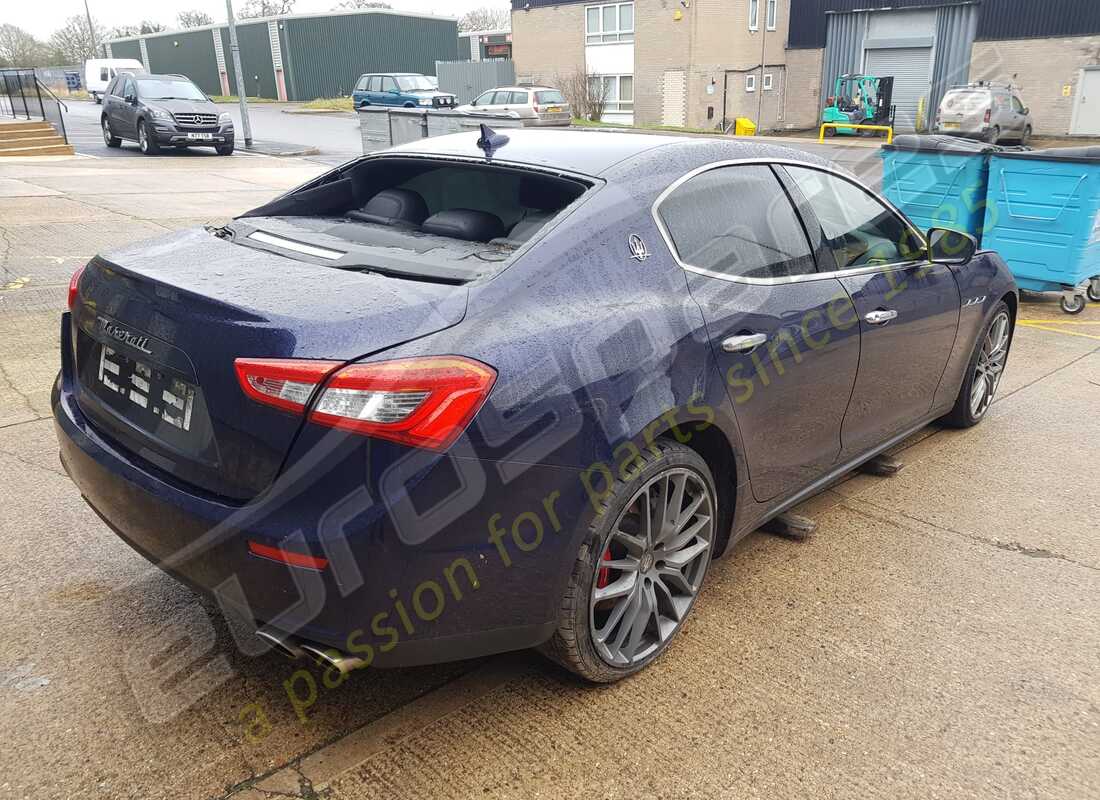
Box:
<box><xmin>535</xmin><ymin>90</ymin><xmax>565</xmax><ymax>104</ymax></box>
<box><xmin>943</xmin><ymin>90</ymin><xmax>986</xmax><ymax>111</ymax></box>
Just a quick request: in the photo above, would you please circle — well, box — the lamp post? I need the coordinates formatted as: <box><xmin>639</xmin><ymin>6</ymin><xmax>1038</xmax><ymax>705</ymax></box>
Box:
<box><xmin>83</xmin><ymin>0</ymin><xmax>100</xmax><ymax>57</ymax></box>
<box><xmin>225</xmin><ymin>0</ymin><xmax>254</xmax><ymax>147</ymax></box>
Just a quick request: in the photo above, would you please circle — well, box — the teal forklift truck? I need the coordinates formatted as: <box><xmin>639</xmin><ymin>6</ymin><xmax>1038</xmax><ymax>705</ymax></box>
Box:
<box><xmin>821</xmin><ymin>74</ymin><xmax>895</xmax><ymax>136</ymax></box>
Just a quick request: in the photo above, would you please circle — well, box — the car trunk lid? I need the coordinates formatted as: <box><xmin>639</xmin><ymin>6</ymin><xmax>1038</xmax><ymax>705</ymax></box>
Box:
<box><xmin>69</xmin><ymin>228</ymin><xmax>468</xmax><ymax>501</ymax></box>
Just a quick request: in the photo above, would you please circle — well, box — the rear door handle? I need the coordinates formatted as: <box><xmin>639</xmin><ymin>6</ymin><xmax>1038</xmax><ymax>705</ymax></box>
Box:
<box><xmin>865</xmin><ymin>309</ymin><xmax>898</xmax><ymax>325</ymax></box>
<box><xmin>721</xmin><ymin>333</ymin><xmax>767</xmax><ymax>353</ymax></box>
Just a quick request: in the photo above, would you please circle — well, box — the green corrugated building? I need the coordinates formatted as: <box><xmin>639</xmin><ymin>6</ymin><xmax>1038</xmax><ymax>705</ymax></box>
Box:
<box><xmin>104</xmin><ymin>9</ymin><xmax>460</xmax><ymax>101</ymax></box>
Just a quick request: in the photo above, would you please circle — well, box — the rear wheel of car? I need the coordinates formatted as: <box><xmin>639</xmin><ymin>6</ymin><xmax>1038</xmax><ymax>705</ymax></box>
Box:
<box><xmin>101</xmin><ymin>117</ymin><xmax>121</xmax><ymax>148</ymax></box>
<box><xmin>138</xmin><ymin>120</ymin><xmax>160</xmax><ymax>155</ymax></box>
<box><xmin>1020</xmin><ymin>125</ymin><xmax>1032</xmax><ymax>145</ymax></box>
<box><xmin>216</xmin><ymin>143</ymin><xmax>234</xmax><ymax>156</ymax></box>
<box><xmin>941</xmin><ymin>301</ymin><xmax>1012</xmax><ymax>428</ymax></box>
<box><xmin>540</xmin><ymin>439</ymin><xmax>716</xmax><ymax>683</ymax></box>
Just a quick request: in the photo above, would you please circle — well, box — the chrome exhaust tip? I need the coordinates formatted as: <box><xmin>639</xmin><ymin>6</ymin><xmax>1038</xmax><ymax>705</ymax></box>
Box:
<box><xmin>256</xmin><ymin>628</ymin><xmax>305</xmax><ymax>660</ymax></box>
<box><xmin>299</xmin><ymin>642</ymin><xmax>369</xmax><ymax>676</ymax></box>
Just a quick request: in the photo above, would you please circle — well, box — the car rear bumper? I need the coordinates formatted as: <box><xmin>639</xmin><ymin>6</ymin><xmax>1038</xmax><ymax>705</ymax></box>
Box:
<box><xmin>52</xmin><ymin>314</ymin><xmax>584</xmax><ymax>667</ymax></box>
<box><xmin>528</xmin><ymin>116</ymin><xmax>573</xmax><ymax>127</ymax></box>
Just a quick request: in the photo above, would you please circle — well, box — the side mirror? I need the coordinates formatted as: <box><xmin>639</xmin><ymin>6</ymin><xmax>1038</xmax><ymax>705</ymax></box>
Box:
<box><xmin>1023</xmin><ymin>107</ymin><xmax>1030</xmax><ymax>115</ymax></box>
<box><xmin>125</xmin><ymin>94</ymin><xmax>137</xmax><ymax>105</ymax></box>
<box><xmin>927</xmin><ymin>227</ymin><xmax>977</xmax><ymax>265</ymax></box>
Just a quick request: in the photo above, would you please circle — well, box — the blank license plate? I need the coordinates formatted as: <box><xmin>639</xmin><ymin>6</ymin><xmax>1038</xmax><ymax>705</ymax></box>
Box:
<box><xmin>97</xmin><ymin>344</ymin><xmax>196</xmax><ymax>432</ymax></box>
<box><xmin>547</xmin><ymin>106</ymin><xmax>562</xmax><ymax>113</ymax></box>
<box><xmin>942</xmin><ymin>122</ymin><xmax>960</xmax><ymax>129</ymax></box>
<box><xmin>189</xmin><ymin>132</ymin><xmax>214</xmax><ymax>140</ymax></box>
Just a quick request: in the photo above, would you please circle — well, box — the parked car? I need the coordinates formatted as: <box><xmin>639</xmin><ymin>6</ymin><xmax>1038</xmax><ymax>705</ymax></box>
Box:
<box><xmin>55</xmin><ymin>131</ymin><xmax>1017</xmax><ymax>683</ymax></box>
<box><xmin>101</xmin><ymin>72</ymin><xmax>234</xmax><ymax>155</ymax></box>
<box><xmin>934</xmin><ymin>82</ymin><xmax>1032</xmax><ymax>144</ymax></box>
<box><xmin>351</xmin><ymin>73</ymin><xmax>456</xmax><ymax>109</ymax></box>
<box><xmin>455</xmin><ymin>86</ymin><xmax>572</xmax><ymax>126</ymax></box>
<box><xmin>83</xmin><ymin>58</ymin><xmax>144</xmax><ymax>104</ymax></box>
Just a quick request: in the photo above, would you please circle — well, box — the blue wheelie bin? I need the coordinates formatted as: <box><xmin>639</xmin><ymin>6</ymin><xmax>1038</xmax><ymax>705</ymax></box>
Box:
<box><xmin>982</xmin><ymin>146</ymin><xmax>1100</xmax><ymax>314</ymax></box>
<box><xmin>880</xmin><ymin>135</ymin><xmax>1000</xmax><ymax>241</ymax></box>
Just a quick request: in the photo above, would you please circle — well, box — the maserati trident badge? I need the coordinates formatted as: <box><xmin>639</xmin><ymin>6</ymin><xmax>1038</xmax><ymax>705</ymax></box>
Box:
<box><xmin>628</xmin><ymin>234</ymin><xmax>650</xmax><ymax>262</ymax></box>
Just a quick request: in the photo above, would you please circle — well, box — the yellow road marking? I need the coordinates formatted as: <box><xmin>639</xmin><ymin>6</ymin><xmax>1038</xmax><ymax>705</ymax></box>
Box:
<box><xmin>1018</xmin><ymin>319</ymin><xmax>1100</xmax><ymax>325</ymax></box>
<box><xmin>1017</xmin><ymin>321</ymin><xmax>1100</xmax><ymax>341</ymax></box>
<box><xmin>1</xmin><ymin>277</ymin><xmax>29</xmax><ymax>290</ymax></box>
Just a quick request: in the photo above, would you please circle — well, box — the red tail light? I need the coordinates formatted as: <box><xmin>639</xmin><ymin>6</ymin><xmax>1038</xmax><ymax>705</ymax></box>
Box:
<box><xmin>533</xmin><ymin>103</ymin><xmax>540</xmax><ymax>113</ymax></box>
<box><xmin>248</xmin><ymin>540</ymin><xmax>329</xmax><ymax>570</ymax></box>
<box><xmin>984</xmin><ymin>108</ymin><xmax>991</xmax><ymax>123</ymax></box>
<box><xmin>235</xmin><ymin>355</ymin><xmax>497</xmax><ymax>451</ymax></box>
<box><xmin>67</xmin><ymin>264</ymin><xmax>86</xmax><ymax>310</ymax></box>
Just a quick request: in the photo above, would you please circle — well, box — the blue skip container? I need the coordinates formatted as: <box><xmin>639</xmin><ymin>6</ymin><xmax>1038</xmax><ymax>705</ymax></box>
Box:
<box><xmin>982</xmin><ymin>146</ymin><xmax>1100</xmax><ymax>314</ymax></box>
<box><xmin>880</xmin><ymin>135</ymin><xmax>1000</xmax><ymax>241</ymax></box>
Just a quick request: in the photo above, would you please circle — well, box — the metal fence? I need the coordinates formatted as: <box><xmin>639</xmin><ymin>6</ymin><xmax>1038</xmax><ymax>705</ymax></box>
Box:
<box><xmin>0</xmin><ymin>68</ymin><xmax>70</xmax><ymax>143</ymax></box>
<box><xmin>435</xmin><ymin>59</ymin><xmax>516</xmax><ymax>104</ymax></box>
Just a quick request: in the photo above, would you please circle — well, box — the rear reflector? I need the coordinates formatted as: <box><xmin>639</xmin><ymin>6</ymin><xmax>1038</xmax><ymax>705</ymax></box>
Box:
<box><xmin>248</xmin><ymin>540</ymin><xmax>329</xmax><ymax>570</ymax></box>
<box><xmin>68</xmin><ymin>264</ymin><xmax>86</xmax><ymax>311</ymax></box>
<box><xmin>311</xmin><ymin>356</ymin><xmax>497</xmax><ymax>451</ymax></box>
<box><xmin>234</xmin><ymin>355</ymin><xmax>497</xmax><ymax>451</ymax></box>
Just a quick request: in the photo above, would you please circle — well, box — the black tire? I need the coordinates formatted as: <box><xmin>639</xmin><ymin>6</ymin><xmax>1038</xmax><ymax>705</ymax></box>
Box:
<box><xmin>823</xmin><ymin>126</ymin><xmax>836</xmax><ymax>138</ymax></box>
<box><xmin>1060</xmin><ymin>294</ymin><xmax>1087</xmax><ymax>315</ymax></box>
<box><xmin>216</xmin><ymin>143</ymin><xmax>234</xmax><ymax>156</ymax></box>
<box><xmin>138</xmin><ymin>119</ymin><xmax>160</xmax><ymax>155</ymax></box>
<box><xmin>539</xmin><ymin>439</ymin><xmax>717</xmax><ymax>683</ymax></box>
<box><xmin>403</xmin><ymin>102</ymin><xmax>416</xmax><ymax>108</ymax></box>
<box><xmin>358</xmin><ymin>101</ymin><xmax>369</xmax><ymax>109</ymax></box>
<box><xmin>986</xmin><ymin>125</ymin><xmax>1001</xmax><ymax>144</ymax></box>
<box><xmin>941</xmin><ymin>301</ymin><xmax>1013</xmax><ymax>428</ymax></box>
<box><xmin>101</xmin><ymin>117</ymin><xmax>121</xmax><ymax>148</ymax></box>
<box><xmin>1086</xmin><ymin>283</ymin><xmax>1100</xmax><ymax>303</ymax></box>
<box><xmin>1020</xmin><ymin>125</ymin><xmax>1032</xmax><ymax>146</ymax></box>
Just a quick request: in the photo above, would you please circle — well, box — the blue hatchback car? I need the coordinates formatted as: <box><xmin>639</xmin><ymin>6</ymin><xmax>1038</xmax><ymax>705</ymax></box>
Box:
<box><xmin>55</xmin><ymin>130</ymin><xmax>1016</xmax><ymax>682</ymax></box>
<box><xmin>351</xmin><ymin>72</ymin><xmax>456</xmax><ymax>109</ymax></box>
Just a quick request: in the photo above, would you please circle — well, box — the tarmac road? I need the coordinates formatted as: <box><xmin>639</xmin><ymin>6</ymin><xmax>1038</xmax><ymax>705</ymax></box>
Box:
<box><xmin>0</xmin><ymin>139</ymin><xmax>1097</xmax><ymax>800</ymax></box>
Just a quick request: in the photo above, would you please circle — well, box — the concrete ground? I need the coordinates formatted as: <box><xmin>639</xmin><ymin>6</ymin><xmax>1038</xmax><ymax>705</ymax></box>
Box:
<box><xmin>0</xmin><ymin>138</ymin><xmax>1098</xmax><ymax>800</ymax></box>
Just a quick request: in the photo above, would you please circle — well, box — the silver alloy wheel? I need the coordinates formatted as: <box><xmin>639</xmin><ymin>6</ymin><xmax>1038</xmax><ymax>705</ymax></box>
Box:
<box><xmin>970</xmin><ymin>311</ymin><xmax>1010</xmax><ymax>418</ymax></box>
<box><xmin>589</xmin><ymin>468</ymin><xmax>714</xmax><ymax>667</ymax></box>
<box><xmin>101</xmin><ymin>118</ymin><xmax>111</xmax><ymax>145</ymax></box>
<box><xmin>138</xmin><ymin>123</ymin><xmax>147</xmax><ymax>152</ymax></box>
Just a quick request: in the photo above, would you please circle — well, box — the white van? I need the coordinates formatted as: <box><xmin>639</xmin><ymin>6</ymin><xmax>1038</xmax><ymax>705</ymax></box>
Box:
<box><xmin>84</xmin><ymin>59</ymin><xmax>145</xmax><ymax>104</ymax></box>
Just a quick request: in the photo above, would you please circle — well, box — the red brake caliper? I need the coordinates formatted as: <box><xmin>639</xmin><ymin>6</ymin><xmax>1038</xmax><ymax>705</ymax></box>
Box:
<box><xmin>596</xmin><ymin>547</ymin><xmax>612</xmax><ymax>589</ymax></box>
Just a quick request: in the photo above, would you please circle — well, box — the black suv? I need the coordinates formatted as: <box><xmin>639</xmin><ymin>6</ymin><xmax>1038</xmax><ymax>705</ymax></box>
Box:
<box><xmin>101</xmin><ymin>73</ymin><xmax>234</xmax><ymax>155</ymax></box>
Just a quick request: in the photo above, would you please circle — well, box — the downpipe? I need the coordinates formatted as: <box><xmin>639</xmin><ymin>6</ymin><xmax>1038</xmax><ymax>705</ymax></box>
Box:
<box><xmin>255</xmin><ymin>628</ymin><xmax>369</xmax><ymax>675</ymax></box>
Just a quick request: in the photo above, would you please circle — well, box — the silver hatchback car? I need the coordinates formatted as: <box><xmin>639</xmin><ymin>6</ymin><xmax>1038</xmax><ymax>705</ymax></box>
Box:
<box><xmin>934</xmin><ymin>83</ymin><xmax>1032</xmax><ymax>144</ymax></box>
<box><xmin>455</xmin><ymin>85</ymin><xmax>572</xmax><ymax>127</ymax></box>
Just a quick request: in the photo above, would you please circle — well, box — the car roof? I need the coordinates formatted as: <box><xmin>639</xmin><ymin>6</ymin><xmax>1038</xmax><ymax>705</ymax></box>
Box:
<box><xmin>135</xmin><ymin>73</ymin><xmax>196</xmax><ymax>82</ymax></box>
<box><xmin>384</xmin><ymin>128</ymin><xmax>828</xmax><ymax>179</ymax></box>
<box><xmin>362</xmin><ymin>72</ymin><xmax>422</xmax><ymax>76</ymax></box>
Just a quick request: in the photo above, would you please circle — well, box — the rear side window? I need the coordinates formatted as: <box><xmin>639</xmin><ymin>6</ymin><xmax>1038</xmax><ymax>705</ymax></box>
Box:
<box><xmin>509</xmin><ymin>91</ymin><xmax>529</xmax><ymax>105</ymax></box>
<box><xmin>783</xmin><ymin>165</ymin><xmax>922</xmax><ymax>268</ymax></box>
<box><xmin>658</xmin><ymin>164</ymin><xmax>816</xmax><ymax>280</ymax></box>
<box><xmin>535</xmin><ymin>90</ymin><xmax>564</xmax><ymax>104</ymax></box>
<box><xmin>381</xmin><ymin>76</ymin><xmax>397</xmax><ymax>92</ymax></box>
<box><xmin>100</xmin><ymin>67</ymin><xmax>109</xmax><ymax>81</ymax></box>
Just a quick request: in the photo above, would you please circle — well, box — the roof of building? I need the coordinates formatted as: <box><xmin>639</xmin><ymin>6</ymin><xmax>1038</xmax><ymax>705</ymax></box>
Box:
<box><xmin>384</xmin><ymin>128</ymin><xmax>827</xmax><ymax>178</ymax></box>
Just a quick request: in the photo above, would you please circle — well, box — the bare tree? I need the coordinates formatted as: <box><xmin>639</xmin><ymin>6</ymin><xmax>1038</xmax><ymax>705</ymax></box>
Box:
<box><xmin>108</xmin><ymin>21</ymin><xmax>166</xmax><ymax>39</ymax></box>
<box><xmin>334</xmin><ymin>0</ymin><xmax>392</xmax><ymax>8</ymax></box>
<box><xmin>458</xmin><ymin>6</ymin><xmax>510</xmax><ymax>32</ymax></box>
<box><xmin>0</xmin><ymin>24</ymin><xmax>47</xmax><ymax>68</ymax></box>
<box><xmin>177</xmin><ymin>10</ymin><xmax>215</xmax><ymax>28</ymax></box>
<box><xmin>48</xmin><ymin>15</ymin><xmax>105</xmax><ymax>63</ymax></box>
<box><xmin>238</xmin><ymin>0</ymin><xmax>296</xmax><ymax>19</ymax></box>
<box><xmin>556</xmin><ymin>67</ymin><xmax>611</xmax><ymax>121</ymax></box>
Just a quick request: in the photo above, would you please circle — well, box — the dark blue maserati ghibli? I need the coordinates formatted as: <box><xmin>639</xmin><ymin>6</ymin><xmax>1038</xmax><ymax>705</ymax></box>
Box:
<box><xmin>54</xmin><ymin>129</ymin><xmax>1016</xmax><ymax>682</ymax></box>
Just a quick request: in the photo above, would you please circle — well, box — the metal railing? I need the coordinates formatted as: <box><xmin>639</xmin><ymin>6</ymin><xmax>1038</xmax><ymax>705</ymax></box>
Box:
<box><xmin>0</xmin><ymin>68</ymin><xmax>69</xmax><ymax>143</ymax></box>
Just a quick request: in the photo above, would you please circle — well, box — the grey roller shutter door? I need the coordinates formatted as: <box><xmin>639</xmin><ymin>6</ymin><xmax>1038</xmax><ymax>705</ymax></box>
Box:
<box><xmin>864</xmin><ymin>47</ymin><xmax>932</xmax><ymax>131</ymax></box>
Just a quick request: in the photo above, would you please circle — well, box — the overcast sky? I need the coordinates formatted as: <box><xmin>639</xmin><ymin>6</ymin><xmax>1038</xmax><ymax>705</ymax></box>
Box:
<box><xmin>7</xmin><ymin>0</ymin><xmax>509</xmax><ymax>40</ymax></box>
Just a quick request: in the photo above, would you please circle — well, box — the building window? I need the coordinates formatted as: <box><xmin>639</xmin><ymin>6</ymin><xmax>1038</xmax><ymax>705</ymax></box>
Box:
<box><xmin>586</xmin><ymin>3</ymin><xmax>634</xmax><ymax>44</ymax></box>
<box><xmin>589</xmin><ymin>74</ymin><xmax>634</xmax><ymax>112</ymax></box>
<box><xmin>748</xmin><ymin>0</ymin><xmax>759</xmax><ymax>31</ymax></box>
<box><xmin>766</xmin><ymin>0</ymin><xmax>777</xmax><ymax>30</ymax></box>
<box><xmin>746</xmin><ymin>74</ymin><xmax>756</xmax><ymax>92</ymax></box>
<box><xmin>762</xmin><ymin>73</ymin><xmax>773</xmax><ymax>90</ymax></box>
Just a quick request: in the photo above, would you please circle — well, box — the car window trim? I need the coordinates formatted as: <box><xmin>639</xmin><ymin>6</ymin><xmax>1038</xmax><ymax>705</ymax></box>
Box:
<box><xmin>651</xmin><ymin>157</ymin><xmax>928</xmax><ymax>286</ymax></box>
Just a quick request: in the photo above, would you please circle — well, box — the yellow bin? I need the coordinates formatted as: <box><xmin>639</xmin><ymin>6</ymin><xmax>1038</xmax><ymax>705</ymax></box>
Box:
<box><xmin>734</xmin><ymin>117</ymin><xmax>756</xmax><ymax>136</ymax></box>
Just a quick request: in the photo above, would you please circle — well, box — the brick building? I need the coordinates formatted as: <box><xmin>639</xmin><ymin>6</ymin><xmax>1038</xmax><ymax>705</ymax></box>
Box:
<box><xmin>510</xmin><ymin>0</ymin><xmax>1100</xmax><ymax>135</ymax></box>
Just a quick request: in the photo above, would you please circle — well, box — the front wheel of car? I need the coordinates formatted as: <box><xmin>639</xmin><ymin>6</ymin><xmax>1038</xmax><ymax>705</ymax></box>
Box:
<box><xmin>101</xmin><ymin>117</ymin><xmax>121</xmax><ymax>148</ymax></box>
<box><xmin>1020</xmin><ymin>125</ymin><xmax>1032</xmax><ymax>145</ymax></box>
<box><xmin>216</xmin><ymin>143</ymin><xmax>234</xmax><ymax>156</ymax></box>
<box><xmin>986</xmin><ymin>125</ymin><xmax>1001</xmax><ymax>144</ymax></box>
<box><xmin>138</xmin><ymin>120</ymin><xmax>160</xmax><ymax>155</ymax></box>
<box><xmin>540</xmin><ymin>439</ymin><xmax>716</xmax><ymax>683</ymax></box>
<box><xmin>941</xmin><ymin>301</ymin><xmax>1012</xmax><ymax>428</ymax></box>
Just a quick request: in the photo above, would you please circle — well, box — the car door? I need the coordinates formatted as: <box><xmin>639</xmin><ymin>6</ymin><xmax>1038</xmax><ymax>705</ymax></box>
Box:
<box><xmin>111</xmin><ymin>76</ymin><xmax>137</xmax><ymax>138</ymax></box>
<box><xmin>657</xmin><ymin>163</ymin><xmax>861</xmax><ymax>503</ymax></box>
<box><xmin>781</xmin><ymin>165</ymin><xmax>961</xmax><ymax>459</ymax></box>
<box><xmin>1010</xmin><ymin>94</ymin><xmax>1028</xmax><ymax>137</ymax></box>
<box><xmin>469</xmin><ymin>90</ymin><xmax>494</xmax><ymax>112</ymax></box>
<box><xmin>380</xmin><ymin>76</ymin><xmax>401</xmax><ymax>106</ymax></box>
